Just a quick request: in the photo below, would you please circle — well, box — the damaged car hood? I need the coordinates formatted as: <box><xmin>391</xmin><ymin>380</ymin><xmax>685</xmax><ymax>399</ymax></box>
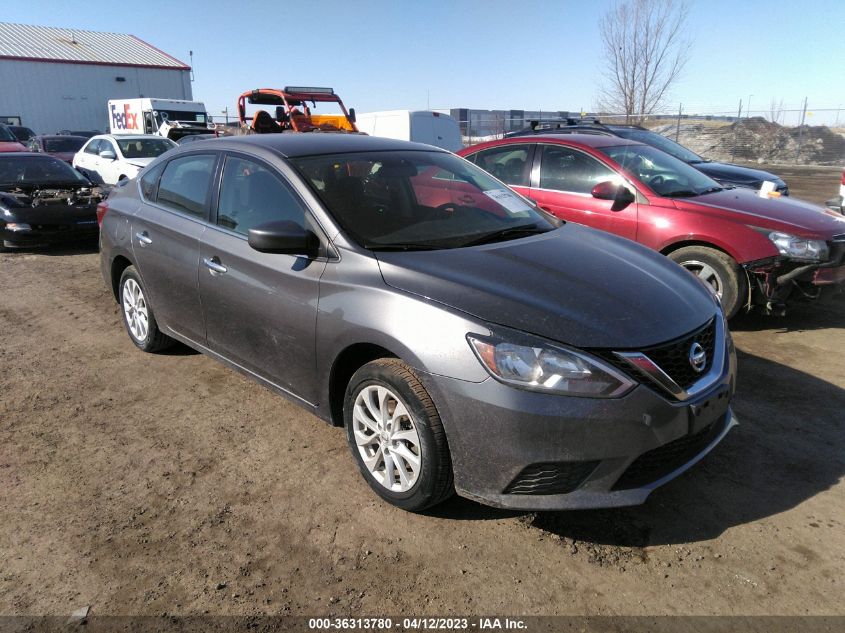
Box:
<box><xmin>0</xmin><ymin>181</ymin><xmax>103</xmax><ymax>211</ymax></box>
<box><xmin>375</xmin><ymin>223</ymin><xmax>717</xmax><ymax>349</ymax></box>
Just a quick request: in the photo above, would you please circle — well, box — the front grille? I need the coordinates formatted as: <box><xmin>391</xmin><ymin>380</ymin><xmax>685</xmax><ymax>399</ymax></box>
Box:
<box><xmin>612</xmin><ymin>418</ymin><xmax>724</xmax><ymax>490</ymax></box>
<box><xmin>504</xmin><ymin>460</ymin><xmax>600</xmax><ymax>495</ymax></box>
<box><xmin>594</xmin><ymin>318</ymin><xmax>716</xmax><ymax>393</ymax></box>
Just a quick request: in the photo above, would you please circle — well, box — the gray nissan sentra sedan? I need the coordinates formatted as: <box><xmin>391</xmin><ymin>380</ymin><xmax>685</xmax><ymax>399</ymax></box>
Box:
<box><xmin>99</xmin><ymin>134</ymin><xmax>738</xmax><ymax>512</ymax></box>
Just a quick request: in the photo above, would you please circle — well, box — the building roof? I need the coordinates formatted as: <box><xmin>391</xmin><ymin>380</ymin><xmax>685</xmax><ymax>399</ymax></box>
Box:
<box><xmin>0</xmin><ymin>22</ymin><xmax>189</xmax><ymax>70</ymax></box>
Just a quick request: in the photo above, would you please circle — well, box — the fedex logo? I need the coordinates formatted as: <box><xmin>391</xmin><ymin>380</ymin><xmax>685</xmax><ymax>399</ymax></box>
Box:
<box><xmin>110</xmin><ymin>103</ymin><xmax>139</xmax><ymax>130</ymax></box>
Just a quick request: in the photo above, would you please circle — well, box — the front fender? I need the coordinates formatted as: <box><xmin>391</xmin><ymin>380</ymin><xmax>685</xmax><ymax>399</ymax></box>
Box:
<box><xmin>313</xmin><ymin>248</ymin><xmax>491</xmax><ymax>413</ymax></box>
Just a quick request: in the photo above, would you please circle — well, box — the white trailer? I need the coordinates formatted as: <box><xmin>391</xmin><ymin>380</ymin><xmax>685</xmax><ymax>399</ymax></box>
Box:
<box><xmin>354</xmin><ymin>110</ymin><xmax>462</xmax><ymax>152</ymax></box>
<box><xmin>108</xmin><ymin>98</ymin><xmax>212</xmax><ymax>141</ymax></box>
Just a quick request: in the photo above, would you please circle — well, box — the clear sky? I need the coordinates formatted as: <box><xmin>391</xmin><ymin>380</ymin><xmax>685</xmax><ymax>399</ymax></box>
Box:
<box><xmin>4</xmin><ymin>0</ymin><xmax>845</xmax><ymax>125</ymax></box>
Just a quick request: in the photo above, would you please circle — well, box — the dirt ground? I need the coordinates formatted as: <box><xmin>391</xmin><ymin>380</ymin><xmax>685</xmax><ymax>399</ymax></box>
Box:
<box><xmin>1</xmin><ymin>170</ymin><xmax>844</xmax><ymax>618</ymax></box>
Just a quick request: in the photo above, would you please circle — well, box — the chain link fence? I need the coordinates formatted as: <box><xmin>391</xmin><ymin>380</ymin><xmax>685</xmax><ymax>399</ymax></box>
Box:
<box><xmin>458</xmin><ymin>106</ymin><xmax>845</xmax><ymax>166</ymax></box>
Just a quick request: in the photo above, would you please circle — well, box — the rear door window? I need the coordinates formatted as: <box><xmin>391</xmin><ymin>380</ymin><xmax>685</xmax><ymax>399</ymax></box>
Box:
<box><xmin>467</xmin><ymin>144</ymin><xmax>532</xmax><ymax>186</ymax></box>
<box><xmin>139</xmin><ymin>162</ymin><xmax>166</xmax><ymax>201</ymax></box>
<box><xmin>84</xmin><ymin>139</ymin><xmax>102</xmax><ymax>155</ymax></box>
<box><xmin>155</xmin><ymin>154</ymin><xmax>217</xmax><ymax>218</ymax></box>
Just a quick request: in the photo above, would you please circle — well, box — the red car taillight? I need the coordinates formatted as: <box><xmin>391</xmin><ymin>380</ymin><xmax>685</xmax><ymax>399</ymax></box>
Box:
<box><xmin>96</xmin><ymin>200</ymin><xmax>109</xmax><ymax>227</ymax></box>
<box><xmin>841</xmin><ymin>169</ymin><xmax>845</xmax><ymax>186</ymax></box>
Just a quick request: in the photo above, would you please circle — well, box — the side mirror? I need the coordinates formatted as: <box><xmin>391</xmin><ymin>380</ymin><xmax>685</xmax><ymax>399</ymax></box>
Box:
<box><xmin>248</xmin><ymin>220</ymin><xmax>319</xmax><ymax>257</ymax></box>
<box><xmin>348</xmin><ymin>108</ymin><xmax>356</xmax><ymax>123</ymax></box>
<box><xmin>99</xmin><ymin>150</ymin><xmax>117</xmax><ymax>160</ymax></box>
<box><xmin>591</xmin><ymin>180</ymin><xmax>635</xmax><ymax>211</ymax></box>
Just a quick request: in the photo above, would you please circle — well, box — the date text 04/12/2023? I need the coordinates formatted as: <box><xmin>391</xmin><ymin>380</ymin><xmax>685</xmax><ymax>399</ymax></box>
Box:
<box><xmin>307</xmin><ymin>617</ymin><xmax>527</xmax><ymax>630</ymax></box>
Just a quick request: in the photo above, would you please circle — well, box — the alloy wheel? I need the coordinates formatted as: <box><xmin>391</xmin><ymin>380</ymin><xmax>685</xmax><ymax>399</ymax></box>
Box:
<box><xmin>122</xmin><ymin>278</ymin><xmax>149</xmax><ymax>342</ymax></box>
<box><xmin>352</xmin><ymin>385</ymin><xmax>422</xmax><ymax>492</ymax></box>
<box><xmin>681</xmin><ymin>259</ymin><xmax>723</xmax><ymax>298</ymax></box>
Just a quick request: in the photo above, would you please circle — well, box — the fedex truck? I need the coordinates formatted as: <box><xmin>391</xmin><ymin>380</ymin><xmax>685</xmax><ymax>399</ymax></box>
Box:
<box><xmin>108</xmin><ymin>98</ymin><xmax>213</xmax><ymax>142</ymax></box>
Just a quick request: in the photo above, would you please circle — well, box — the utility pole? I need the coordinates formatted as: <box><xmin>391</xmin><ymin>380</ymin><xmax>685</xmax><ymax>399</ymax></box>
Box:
<box><xmin>731</xmin><ymin>99</ymin><xmax>743</xmax><ymax>161</ymax></box>
<box><xmin>675</xmin><ymin>103</ymin><xmax>683</xmax><ymax>141</ymax></box>
<box><xmin>747</xmin><ymin>94</ymin><xmax>753</xmax><ymax>119</ymax></box>
<box><xmin>796</xmin><ymin>97</ymin><xmax>808</xmax><ymax>161</ymax></box>
<box><xmin>221</xmin><ymin>107</ymin><xmax>229</xmax><ymax>125</ymax></box>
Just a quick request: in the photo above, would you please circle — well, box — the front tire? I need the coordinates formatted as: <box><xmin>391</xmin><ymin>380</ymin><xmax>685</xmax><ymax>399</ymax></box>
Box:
<box><xmin>118</xmin><ymin>266</ymin><xmax>174</xmax><ymax>352</ymax></box>
<box><xmin>668</xmin><ymin>246</ymin><xmax>747</xmax><ymax>318</ymax></box>
<box><xmin>344</xmin><ymin>359</ymin><xmax>453</xmax><ymax>512</ymax></box>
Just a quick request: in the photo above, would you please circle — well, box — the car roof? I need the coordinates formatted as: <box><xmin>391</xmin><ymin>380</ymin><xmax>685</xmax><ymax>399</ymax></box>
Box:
<box><xmin>205</xmin><ymin>133</ymin><xmax>450</xmax><ymax>158</ymax></box>
<box><xmin>36</xmin><ymin>134</ymin><xmax>87</xmax><ymax>140</ymax></box>
<box><xmin>491</xmin><ymin>133</ymin><xmax>644</xmax><ymax>149</ymax></box>
<box><xmin>93</xmin><ymin>134</ymin><xmax>168</xmax><ymax>141</ymax></box>
<box><xmin>0</xmin><ymin>152</ymin><xmax>63</xmax><ymax>159</ymax></box>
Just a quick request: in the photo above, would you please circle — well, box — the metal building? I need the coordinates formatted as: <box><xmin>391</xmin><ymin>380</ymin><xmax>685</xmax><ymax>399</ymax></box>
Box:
<box><xmin>0</xmin><ymin>22</ymin><xmax>192</xmax><ymax>134</ymax></box>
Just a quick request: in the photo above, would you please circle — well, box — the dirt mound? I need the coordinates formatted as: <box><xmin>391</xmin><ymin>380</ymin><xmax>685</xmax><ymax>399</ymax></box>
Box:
<box><xmin>651</xmin><ymin>117</ymin><xmax>845</xmax><ymax>166</ymax></box>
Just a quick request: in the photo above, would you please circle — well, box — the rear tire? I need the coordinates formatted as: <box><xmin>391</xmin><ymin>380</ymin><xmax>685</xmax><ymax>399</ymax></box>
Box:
<box><xmin>344</xmin><ymin>359</ymin><xmax>454</xmax><ymax>512</ymax></box>
<box><xmin>118</xmin><ymin>266</ymin><xmax>174</xmax><ymax>352</ymax></box>
<box><xmin>668</xmin><ymin>246</ymin><xmax>746</xmax><ymax>318</ymax></box>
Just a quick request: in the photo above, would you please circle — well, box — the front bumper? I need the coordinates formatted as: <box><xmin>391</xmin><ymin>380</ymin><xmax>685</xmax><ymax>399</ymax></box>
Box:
<box><xmin>1</xmin><ymin>221</ymin><xmax>99</xmax><ymax>246</ymax></box>
<box><xmin>419</xmin><ymin>337</ymin><xmax>737</xmax><ymax>510</ymax></box>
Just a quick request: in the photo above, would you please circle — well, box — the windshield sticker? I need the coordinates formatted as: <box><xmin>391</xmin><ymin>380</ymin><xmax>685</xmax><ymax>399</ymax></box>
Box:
<box><xmin>483</xmin><ymin>189</ymin><xmax>533</xmax><ymax>215</ymax></box>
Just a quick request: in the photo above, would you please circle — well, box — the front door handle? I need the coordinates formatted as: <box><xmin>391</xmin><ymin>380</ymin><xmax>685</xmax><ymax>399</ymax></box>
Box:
<box><xmin>135</xmin><ymin>231</ymin><xmax>152</xmax><ymax>246</ymax></box>
<box><xmin>203</xmin><ymin>257</ymin><xmax>228</xmax><ymax>274</ymax></box>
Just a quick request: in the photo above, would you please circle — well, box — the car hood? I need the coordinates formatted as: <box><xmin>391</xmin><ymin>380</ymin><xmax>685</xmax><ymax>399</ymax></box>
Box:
<box><xmin>125</xmin><ymin>158</ymin><xmax>156</xmax><ymax>168</ymax></box>
<box><xmin>694</xmin><ymin>161</ymin><xmax>783</xmax><ymax>186</ymax></box>
<box><xmin>676</xmin><ymin>188</ymin><xmax>845</xmax><ymax>237</ymax></box>
<box><xmin>375</xmin><ymin>224</ymin><xmax>717</xmax><ymax>349</ymax></box>
<box><xmin>0</xmin><ymin>141</ymin><xmax>27</xmax><ymax>152</ymax></box>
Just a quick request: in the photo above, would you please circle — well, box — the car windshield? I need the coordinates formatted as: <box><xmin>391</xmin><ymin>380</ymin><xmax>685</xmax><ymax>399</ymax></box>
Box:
<box><xmin>11</xmin><ymin>127</ymin><xmax>35</xmax><ymax>141</ymax></box>
<box><xmin>116</xmin><ymin>138</ymin><xmax>176</xmax><ymax>159</ymax></box>
<box><xmin>291</xmin><ymin>150</ymin><xmax>560</xmax><ymax>250</ymax></box>
<box><xmin>0</xmin><ymin>155</ymin><xmax>90</xmax><ymax>186</ymax></box>
<box><xmin>155</xmin><ymin>110</ymin><xmax>207</xmax><ymax>125</ymax></box>
<box><xmin>0</xmin><ymin>125</ymin><xmax>17</xmax><ymax>142</ymax></box>
<box><xmin>44</xmin><ymin>137</ymin><xmax>86</xmax><ymax>153</ymax></box>
<box><xmin>598</xmin><ymin>144</ymin><xmax>722</xmax><ymax>197</ymax></box>
<box><xmin>610</xmin><ymin>128</ymin><xmax>705</xmax><ymax>164</ymax></box>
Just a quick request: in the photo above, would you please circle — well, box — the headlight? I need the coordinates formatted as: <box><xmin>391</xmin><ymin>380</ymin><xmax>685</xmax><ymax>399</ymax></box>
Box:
<box><xmin>5</xmin><ymin>222</ymin><xmax>31</xmax><ymax>232</ymax></box>
<box><xmin>767</xmin><ymin>231</ymin><xmax>829</xmax><ymax>262</ymax></box>
<box><xmin>467</xmin><ymin>333</ymin><xmax>635</xmax><ymax>398</ymax></box>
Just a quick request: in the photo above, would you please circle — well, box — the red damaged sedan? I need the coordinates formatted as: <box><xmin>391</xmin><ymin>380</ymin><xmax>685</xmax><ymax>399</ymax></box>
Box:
<box><xmin>459</xmin><ymin>135</ymin><xmax>845</xmax><ymax>317</ymax></box>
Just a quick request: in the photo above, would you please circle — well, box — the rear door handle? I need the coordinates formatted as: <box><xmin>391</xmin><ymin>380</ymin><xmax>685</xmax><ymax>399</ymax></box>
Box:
<box><xmin>203</xmin><ymin>257</ymin><xmax>228</xmax><ymax>274</ymax></box>
<box><xmin>135</xmin><ymin>231</ymin><xmax>152</xmax><ymax>246</ymax></box>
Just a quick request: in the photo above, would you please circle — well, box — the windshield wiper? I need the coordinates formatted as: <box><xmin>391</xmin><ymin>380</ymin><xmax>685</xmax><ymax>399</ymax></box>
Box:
<box><xmin>364</xmin><ymin>242</ymin><xmax>446</xmax><ymax>251</ymax></box>
<box><xmin>698</xmin><ymin>186</ymin><xmax>723</xmax><ymax>195</ymax></box>
<box><xmin>662</xmin><ymin>189</ymin><xmax>701</xmax><ymax>198</ymax></box>
<box><xmin>459</xmin><ymin>224</ymin><xmax>547</xmax><ymax>247</ymax></box>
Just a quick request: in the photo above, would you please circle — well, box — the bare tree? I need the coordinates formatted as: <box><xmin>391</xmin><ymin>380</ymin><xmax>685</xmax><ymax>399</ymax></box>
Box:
<box><xmin>598</xmin><ymin>0</ymin><xmax>690</xmax><ymax>123</ymax></box>
<box><xmin>769</xmin><ymin>98</ymin><xmax>785</xmax><ymax>125</ymax></box>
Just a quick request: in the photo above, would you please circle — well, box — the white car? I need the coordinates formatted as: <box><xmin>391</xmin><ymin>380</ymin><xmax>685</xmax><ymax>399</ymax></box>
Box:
<box><xmin>72</xmin><ymin>134</ymin><xmax>176</xmax><ymax>185</ymax></box>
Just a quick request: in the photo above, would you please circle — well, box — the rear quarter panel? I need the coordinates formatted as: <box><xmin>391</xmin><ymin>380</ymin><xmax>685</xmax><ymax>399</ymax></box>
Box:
<box><xmin>99</xmin><ymin>183</ymin><xmax>141</xmax><ymax>296</ymax></box>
